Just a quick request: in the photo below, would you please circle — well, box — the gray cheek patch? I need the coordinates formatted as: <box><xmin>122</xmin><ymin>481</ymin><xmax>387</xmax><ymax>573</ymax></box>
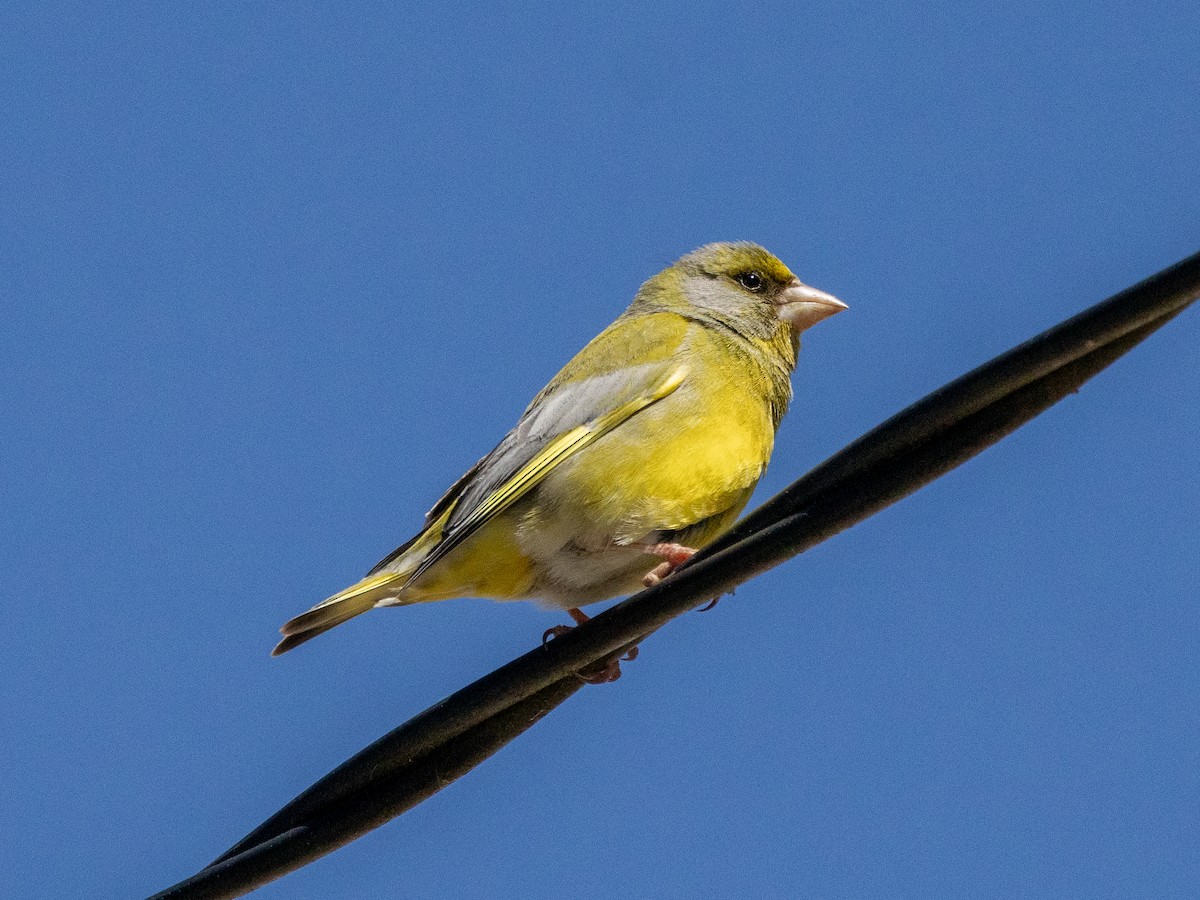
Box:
<box><xmin>681</xmin><ymin>276</ymin><xmax>778</xmax><ymax>339</ymax></box>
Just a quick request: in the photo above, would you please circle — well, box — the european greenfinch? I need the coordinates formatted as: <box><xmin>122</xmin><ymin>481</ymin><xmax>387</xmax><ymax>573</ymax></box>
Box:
<box><xmin>274</xmin><ymin>242</ymin><xmax>845</xmax><ymax>657</ymax></box>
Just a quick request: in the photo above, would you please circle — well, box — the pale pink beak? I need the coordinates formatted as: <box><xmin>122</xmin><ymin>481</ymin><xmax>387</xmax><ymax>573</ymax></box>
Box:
<box><xmin>776</xmin><ymin>280</ymin><xmax>848</xmax><ymax>332</ymax></box>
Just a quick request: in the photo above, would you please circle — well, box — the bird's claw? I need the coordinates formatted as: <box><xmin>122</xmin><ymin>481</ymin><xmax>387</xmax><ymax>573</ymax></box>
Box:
<box><xmin>641</xmin><ymin>542</ymin><xmax>698</xmax><ymax>587</ymax></box>
<box><xmin>543</xmin><ymin>610</ymin><xmax>638</xmax><ymax>684</ymax></box>
<box><xmin>579</xmin><ymin>657</ymin><xmax>624</xmax><ymax>684</ymax></box>
<box><xmin>642</xmin><ymin>560</ymin><xmax>673</xmax><ymax>587</ymax></box>
<box><xmin>542</xmin><ymin>624</ymin><xmax>574</xmax><ymax>645</ymax></box>
<box><xmin>573</xmin><ymin>643</ymin><xmax>639</xmax><ymax>683</ymax></box>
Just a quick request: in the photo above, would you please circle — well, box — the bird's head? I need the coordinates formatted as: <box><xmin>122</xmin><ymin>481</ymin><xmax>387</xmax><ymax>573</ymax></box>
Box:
<box><xmin>639</xmin><ymin>242</ymin><xmax>846</xmax><ymax>342</ymax></box>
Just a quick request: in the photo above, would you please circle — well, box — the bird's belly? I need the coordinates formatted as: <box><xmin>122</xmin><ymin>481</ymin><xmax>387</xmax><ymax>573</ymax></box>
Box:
<box><xmin>526</xmin><ymin>538</ymin><xmax>653</xmax><ymax>608</ymax></box>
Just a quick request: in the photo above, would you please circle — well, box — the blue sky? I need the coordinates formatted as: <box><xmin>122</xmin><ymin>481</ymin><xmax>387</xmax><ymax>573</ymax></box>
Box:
<box><xmin>4</xmin><ymin>3</ymin><xmax>1198</xmax><ymax>898</ymax></box>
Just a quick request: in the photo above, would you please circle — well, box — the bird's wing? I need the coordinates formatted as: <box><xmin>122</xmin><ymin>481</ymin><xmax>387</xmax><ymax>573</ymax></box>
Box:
<box><xmin>368</xmin><ymin>313</ymin><xmax>692</xmax><ymax>582</ymax></box>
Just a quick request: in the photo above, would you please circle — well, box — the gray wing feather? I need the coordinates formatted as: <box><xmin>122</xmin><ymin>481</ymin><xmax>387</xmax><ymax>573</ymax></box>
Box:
<box><xmin>443</xmin><ymin>360</ymin><xmax>682</xmax><ymax>530</ymax></box>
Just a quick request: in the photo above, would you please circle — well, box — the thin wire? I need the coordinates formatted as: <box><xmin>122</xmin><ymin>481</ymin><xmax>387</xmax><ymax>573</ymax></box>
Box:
<box><xmin>148</xmin><ymin>250</ymin><xmax>1200</xmax><ymax>900</ymax></box>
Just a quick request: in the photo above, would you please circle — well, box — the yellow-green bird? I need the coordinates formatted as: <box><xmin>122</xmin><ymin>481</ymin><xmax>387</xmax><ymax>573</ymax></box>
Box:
<box><xmin>273</xmin><ymin>242</ymin><xmax>845</xmax><ymax>658</ymax></box>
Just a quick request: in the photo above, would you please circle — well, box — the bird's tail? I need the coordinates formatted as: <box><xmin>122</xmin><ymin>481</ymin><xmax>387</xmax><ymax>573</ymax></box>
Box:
<box><xmin>272</xmin><ymin>571</ymin><xmax>409</xmax><ymax>656</ymax></box>
<box><xmin>273</xmin><ymin>505</ymin><xmax>455</xmax><ymax>656</ymax></box>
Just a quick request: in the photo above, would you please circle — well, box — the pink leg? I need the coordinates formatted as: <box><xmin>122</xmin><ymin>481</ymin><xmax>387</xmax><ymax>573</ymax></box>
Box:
<box><xmin>642</xmin><ymin>542</ymin><xmax>697</xmax><ymax>587</ymax></box>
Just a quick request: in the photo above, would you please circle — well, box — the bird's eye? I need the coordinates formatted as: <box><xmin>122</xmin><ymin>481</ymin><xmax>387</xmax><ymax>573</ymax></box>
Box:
<box><xmin>736</xmin><ymin>271</ymin><xmax>765</xmax><ymax>292</ymax></box>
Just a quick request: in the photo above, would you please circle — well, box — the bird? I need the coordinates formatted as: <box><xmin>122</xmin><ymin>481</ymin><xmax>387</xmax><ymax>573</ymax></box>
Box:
<box><xmin>273</xmin><ymin>242</ymin><xmax>846</xmax><ymax>669</ymax></box>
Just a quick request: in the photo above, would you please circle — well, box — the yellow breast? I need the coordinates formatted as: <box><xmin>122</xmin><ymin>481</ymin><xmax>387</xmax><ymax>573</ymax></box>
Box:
<box><xmin>523</xmin><ymin>319</ymin><xmax>785</xmax><ymax>560</ymax></box>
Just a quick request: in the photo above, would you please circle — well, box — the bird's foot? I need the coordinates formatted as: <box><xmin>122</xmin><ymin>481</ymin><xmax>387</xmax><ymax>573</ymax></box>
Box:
<box><xmin>542</xmin><ymin>607</ymin><xmax>638</xmax><ymax>684</ymax></box>
<box><xmin>642</xmin><ymin>542</ymin><xmax>698</xmax><ymax>587</ymax></box>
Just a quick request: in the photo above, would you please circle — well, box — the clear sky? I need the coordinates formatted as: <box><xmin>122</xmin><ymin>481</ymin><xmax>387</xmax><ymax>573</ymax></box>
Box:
<box><xmin>4</xmin><ymin>3</ymin><xmax>1199</xmax><ymax>898</ymax></box>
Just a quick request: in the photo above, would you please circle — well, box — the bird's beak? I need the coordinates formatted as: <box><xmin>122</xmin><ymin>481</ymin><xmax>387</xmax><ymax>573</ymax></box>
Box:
<box><xmin>776</xmin><ymin>280</ymin><xmax>848</xmax><ymax>332</ymax></box>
